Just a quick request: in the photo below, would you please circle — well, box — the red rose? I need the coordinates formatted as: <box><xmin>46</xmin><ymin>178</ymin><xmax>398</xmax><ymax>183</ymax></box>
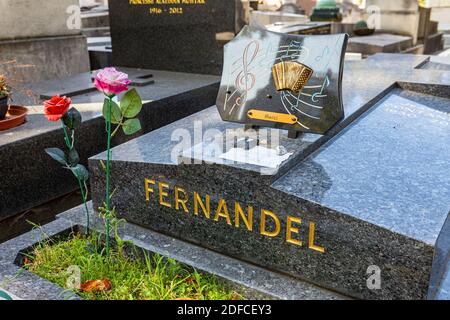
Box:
<box><xmin>44</xmin><ymin>96</ymin><xmax>71</xmax><ymax>121</ymax></box>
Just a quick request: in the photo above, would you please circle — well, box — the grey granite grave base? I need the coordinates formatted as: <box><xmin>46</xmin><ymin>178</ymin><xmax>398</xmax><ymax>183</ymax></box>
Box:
<box><xmin>0</xmin><ymin>203</ymin><xmax>346</xmax><ymax>300</ymax></box>
<box><xmin>418</xmin><ymin>56</ymin><xmax>450</xmax><ymax>71</ymax></box>
<box><xmin>0</xmin><ymin>35</ymin><xmax>90</xmax><ymax>83</ymax></box>
<box><xmin>0</xmin><ymin>69</ymin><xmax>219</xmax><ymax>234</ymax></box>
<box><xmin>272</xmin><ymin>86</ymin><xmax>450</xmax><ymax>300</ymax></box>
<box><xmin>347</xmin><ymin>33</ymin><xmax>413</xmax><ymax>56</ymax></box>
<box><xmin>89</xmin><ymin>45</ymin><xmax>112</xmax><ymax>70</ymax></box>
<box><xmin>89</xmin><ymin>53</ymin><xmax>450</xmax><ymax>300</ymax></box>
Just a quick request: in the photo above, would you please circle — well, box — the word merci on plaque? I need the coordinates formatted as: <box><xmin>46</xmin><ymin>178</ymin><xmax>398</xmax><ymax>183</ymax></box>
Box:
<box><xmin>144</xmin><ymin>178</ymin><xmax>326</xmax><ymax>253</ymax></box>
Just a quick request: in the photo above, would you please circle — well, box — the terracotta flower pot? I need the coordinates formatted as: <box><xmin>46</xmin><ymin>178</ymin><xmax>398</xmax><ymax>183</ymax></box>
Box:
<box><xmin>0</xmin><ymin>105</ymin><xmax>28</xmax><ymax>131</ymax></box>
<box><xmin>0</xmin><ymin>96</ymin><xmax>8</xmax><ymax>120</ymax></box>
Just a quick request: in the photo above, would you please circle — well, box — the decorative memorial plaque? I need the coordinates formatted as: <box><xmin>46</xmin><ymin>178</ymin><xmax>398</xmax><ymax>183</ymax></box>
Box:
<box><xmin>216</xmin><ymin>25</ymin><xmax>348</xmax><ymax>134</ymax></box>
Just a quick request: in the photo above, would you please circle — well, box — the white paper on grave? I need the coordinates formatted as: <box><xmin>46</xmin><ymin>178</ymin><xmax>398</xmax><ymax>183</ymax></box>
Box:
<box><xmin>219</xmin><ymin>145</ymin><xmax>293</xmax><ymax>169</ymax></box>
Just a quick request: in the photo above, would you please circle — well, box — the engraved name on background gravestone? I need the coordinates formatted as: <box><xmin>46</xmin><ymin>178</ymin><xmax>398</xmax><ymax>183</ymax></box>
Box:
<box><xmin>109</xmin><ymin>0</ymin><xmax>245</xmax><ymax>75</ymax></box>
<box><xmin>216</xmin><ymin>25</ymin><xmax>348</xmax><ymax>134</ymax></box>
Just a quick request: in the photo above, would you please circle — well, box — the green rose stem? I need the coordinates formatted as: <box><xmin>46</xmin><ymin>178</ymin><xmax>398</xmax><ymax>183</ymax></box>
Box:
<box><xmin>105</xmin><ymin>95</ymin><xmax>115</xmax><ymax>255</ymax></box>
<box><xmin>61</xmin><ymin>120</ymin><xmax>90</xmax><ymax>234</ymax></box>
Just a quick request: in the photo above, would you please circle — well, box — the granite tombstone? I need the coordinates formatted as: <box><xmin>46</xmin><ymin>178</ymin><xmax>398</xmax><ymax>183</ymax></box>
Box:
<box><xmin>109</xmin><ymin>0</ymin><xmax>246</xmax><ymax>75</ymax></box>
<box><xmin>88</xmin><ymin>30</ymin><xmax>450</xmax><ymax>299</ymax></box>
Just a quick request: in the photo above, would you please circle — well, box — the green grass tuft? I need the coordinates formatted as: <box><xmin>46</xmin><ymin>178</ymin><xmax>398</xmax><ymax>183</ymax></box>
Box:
<box><xmin>25</xmin><ymin>233</ymin><xmax>243</xmax><ymax>300</ymax></box>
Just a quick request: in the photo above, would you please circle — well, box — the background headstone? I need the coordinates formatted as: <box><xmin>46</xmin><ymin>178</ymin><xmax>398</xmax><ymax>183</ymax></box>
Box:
<box><xmin>250</xmin><ymin>10</ymin><xmax>309</xmax><ymax>25</ymax></box>
<box><xmin>0</xmin><ymin>0</ymin><xmax>90</xmax><ymax>82</ymax></box>
<box><xmin>363</xmin><ymin>0</ymin><xmax>421</xmax><ymax>44</ymax></box>
<box><xmin>0</xmin><ymin>0</ymin><xmax>80</xmax><ymax>40</ymax></box>
<box><xmin>109</xmin><ymin>0</ymin><xmax>245</xmax><ymax>75</ymax></box>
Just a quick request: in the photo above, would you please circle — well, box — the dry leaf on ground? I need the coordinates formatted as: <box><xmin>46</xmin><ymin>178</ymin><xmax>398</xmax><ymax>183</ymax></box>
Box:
<box><xmin>80</xmin><ymin>279</ymin><xmax>112</xmax><ymax>293</ymax></box>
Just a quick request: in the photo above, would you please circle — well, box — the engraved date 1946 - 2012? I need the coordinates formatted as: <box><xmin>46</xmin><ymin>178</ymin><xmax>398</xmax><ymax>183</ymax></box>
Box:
<box><xmin>149</xmin><ymin>6</ymin><xmax>184</xmax><ymax>14</ymax></box>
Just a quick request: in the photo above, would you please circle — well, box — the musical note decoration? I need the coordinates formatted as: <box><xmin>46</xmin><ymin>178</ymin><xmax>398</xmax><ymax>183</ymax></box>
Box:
<box><xmin>311</xmin><ymin>76</ymin><xmax>330</xmax><ymax>103</ymax></box>
<box><xmin>216</xmin><ymin>25</ymin><xmax>348</xmax><ymax>135</ymax></box>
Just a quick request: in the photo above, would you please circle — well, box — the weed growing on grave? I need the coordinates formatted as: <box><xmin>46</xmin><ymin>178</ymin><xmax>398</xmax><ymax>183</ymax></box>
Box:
<box><xmin>24</xmin><ymin>231</ymin><xmax>242</xmax><ymax>300</ymax></box>
<box><xmin>0</xmin><ymin>75</ymin><xmax>10</xmax><ymax>98</ymax></box>
<box><xmin>23</xmin><ymin>213</ymin><xmax>243</xmax><ymax>300</ymax></box>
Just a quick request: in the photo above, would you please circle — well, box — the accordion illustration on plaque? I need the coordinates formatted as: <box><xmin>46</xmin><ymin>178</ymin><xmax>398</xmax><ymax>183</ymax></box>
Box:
<box><xmin>272</xmin><ymin>61</ymin><xmax>314</xmax><ymax>94</ymax></box>
<box><xmin>216</xmin><ymin>25</ymin><xmax>348</xmax><ymax>135</ymax></box>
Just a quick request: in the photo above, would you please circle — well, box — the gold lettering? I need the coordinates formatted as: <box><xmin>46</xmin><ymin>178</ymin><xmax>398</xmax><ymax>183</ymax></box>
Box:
<box><xmin>194</xmin><ymin>192</ymin><xmax>210</xmax><ymax>219</ymax></box>
<box><xmin>286</xmin><ymin>216</ymin><xmax>302</xmax><ymax>246</ymax></box>
<box><xmin>144</xmin><ymin>178</ymin><xmax>327</xmax><ymax>255</ymax></box>
<box><xmin>145</xmin><ymin>178</ymin><xmax>155</xmax><ymax>201</ymax></box>
<box><xmin>309</xmin><ymin>222</ymin><xmax>325</xmax><ymax>253</ymax></box>
<box><xmin>235</xmin><ymin>202</ymin><xmax>253</xmax><ymax>231</ymax></box>
<box><xmin>260</xmin><ymin>209</ymin><xmax>281</xmax><ymax>237</ymax></box>
<box><xmin>174</xmin><ymin>186</ymin><xmax>189</xmax><ymax>213</ymax></box>
<box><xmin>158</xmin><ymin>182</ymin><xmax>172</xmax><ymax>208</ymax></box>
<box><xmin>214</xmin><ymin>198</ymin><xmax>232</xmax><ymax>225</ymax></box>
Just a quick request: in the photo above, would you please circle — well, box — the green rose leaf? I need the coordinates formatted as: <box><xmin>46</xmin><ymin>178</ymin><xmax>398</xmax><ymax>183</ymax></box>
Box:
<box><xmin>120</xmin><ymin>88</ymin><xmax>142</xmax><ymax>118</ymax></box>
<box><xmin>72</xmin><ymin>164</ymin><xmax>89</xmax><ymax>182</ymax></box>
<box><xmin>122</xmin><ymin>118</ymin><xmax>142</xmax><ymax>136</ymax></box>
<box><xmin>102</xmin><ymin>99</ymin><xmax>122</xmax><ymax>124</ymax></box>
<box><xmin>68</xmin><ymin>148</ymin><xmax>80</xmax><ymax>166</ymax></box>
<box><xmin>45</xmin><ymin>148</ymin><xmax>67</xmax><ymax>165</ymax></box>
<box><xmin>63</xmin><ymin>107</ymin><xmax>82</xmax><ymax>130</ymax></box>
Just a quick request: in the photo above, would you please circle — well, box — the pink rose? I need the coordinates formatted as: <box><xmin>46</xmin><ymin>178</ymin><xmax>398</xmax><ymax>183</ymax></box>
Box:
<box><xmin>94</xmin><ymin>67</ymin><xmax>131</xmax><ymax>96</ymax></box>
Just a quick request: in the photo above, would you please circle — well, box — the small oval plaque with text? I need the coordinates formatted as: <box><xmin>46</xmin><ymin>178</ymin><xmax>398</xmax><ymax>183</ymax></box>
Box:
<box><xmin>247</xmin><ymin>109</ymin><xmax>298</xmax><ymax>125</ymax></box>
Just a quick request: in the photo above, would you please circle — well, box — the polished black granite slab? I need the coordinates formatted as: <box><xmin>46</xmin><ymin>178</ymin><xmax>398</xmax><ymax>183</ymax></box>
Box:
<box><xmin>0</xmin><ymin>69</ymin><xmax>219</xmax><ymax>225</ymax></box>
<box><xmin>109</xmin><ymin>0</ymin><xmax>244</xmax><ymax>75</ymax></box>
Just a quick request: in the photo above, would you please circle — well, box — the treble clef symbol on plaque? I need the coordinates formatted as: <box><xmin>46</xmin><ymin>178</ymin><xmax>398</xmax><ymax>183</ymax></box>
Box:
<box><xmin>235</xmin><ymin>40</ymin><xmax>259</xmax><ymax>106</ymax></box>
